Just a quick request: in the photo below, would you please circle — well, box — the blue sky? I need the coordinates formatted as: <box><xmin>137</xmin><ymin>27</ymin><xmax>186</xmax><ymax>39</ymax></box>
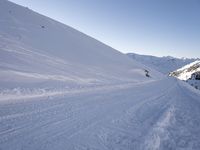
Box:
<box><xmin>9</xmin><ymin>0</ymin><xmax>200</xmax><ymax>58</ymax></box>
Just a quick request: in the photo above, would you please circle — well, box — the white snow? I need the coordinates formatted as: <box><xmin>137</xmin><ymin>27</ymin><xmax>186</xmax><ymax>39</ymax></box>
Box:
<box><xmin>1</xmin><ymin>1</ymin><xmax>200</xmax><ymax>150</ymax></box>
<box><xmin>169</xmin><ymin>60</ymin><xmax>200</xmax><ymax>90</ymax></box>
<box><xmin>175</xmin><ymin>60</ymin><xmax>200</xmax><ymax>80</ymax></box>
<box><xmin>1</xmin><ymin>78</ymin><xmax>200</xmax><ymax>150</ymax></box>
<box><xmin>177</xmin><ymin>60</ymin><xmax>200</xmax><ymax>72</ymax></box>
<box><xmin>0</xmin><ymin>0</ymin><xmax>162</xmax><ymax>91</ymax></box>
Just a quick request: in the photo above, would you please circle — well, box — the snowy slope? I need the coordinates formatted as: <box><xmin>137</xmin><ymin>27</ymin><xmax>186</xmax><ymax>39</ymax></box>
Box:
<box><xmin>0</xmin><ymin>0</ymin><xmax>162</xmax><ymax>94</ymax></box>
<box><xmin>127</xmin><ymin>53</ymin><xmax>198</xmax><ymax>75</ymax></box>
<box><xmin>170</xmin><ymin>60</ymin><xmax>200</xmax><ymax>80</ymax></box>
<box><xmin>169</xmin><ymin>60</ymin><xmax>200</xmax><ymax>90</ymax></box>
<box><xmin>1</xmin><ymin>1</ymin><xmax>200</xmax><ymax>150</ymax></box>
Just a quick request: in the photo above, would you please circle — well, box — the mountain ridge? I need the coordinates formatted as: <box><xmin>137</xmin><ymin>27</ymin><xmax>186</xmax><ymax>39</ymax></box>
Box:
<box><xmin>127</xmin><ymin>52</ymin><xmax>199</xmax><ymax>74</ymax></box>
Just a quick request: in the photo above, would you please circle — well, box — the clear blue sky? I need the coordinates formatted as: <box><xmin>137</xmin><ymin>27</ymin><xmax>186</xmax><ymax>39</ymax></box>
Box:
<box><xmin>9</xmin><ymin>0</ymin><xmax>200</xmax><ymax>58</ymax></box>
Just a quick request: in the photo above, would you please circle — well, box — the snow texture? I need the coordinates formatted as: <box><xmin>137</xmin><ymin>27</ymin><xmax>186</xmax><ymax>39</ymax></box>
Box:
<box><xmin>0</xmin><ymin>1</ymin><xmax>200</xmax><ymax>150</ymax></box>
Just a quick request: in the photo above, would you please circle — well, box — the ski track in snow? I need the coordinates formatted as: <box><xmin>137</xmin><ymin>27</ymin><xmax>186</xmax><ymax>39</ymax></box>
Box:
<box><xmin>142</xmin><ymin>81</ymin><xmax>200</xmax><ymax>150</ymax></box>
<box><xmin>0</xmin><ymin>78</ymin><xmax>200</xmax><ymax>150</ymax></box>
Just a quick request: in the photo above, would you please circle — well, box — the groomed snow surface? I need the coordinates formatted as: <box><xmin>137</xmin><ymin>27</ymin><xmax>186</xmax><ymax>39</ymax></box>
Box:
<box><xmin>1</xmin><ymin>78</ymin><xmax>200</xmax><ymax>150</ymax></box>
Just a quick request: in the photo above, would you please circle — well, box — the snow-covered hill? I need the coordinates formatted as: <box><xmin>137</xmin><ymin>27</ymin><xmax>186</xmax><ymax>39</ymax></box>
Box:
<box><xmin>170</xmin><ymin>60</ymin><xmax>200</xmax><ymax>90</ymax></box>
<box><xmin>1</xmin><ymin>1</ymin><xmax>200</xmax><ymax>150</ymax></box>
<box><xmin>0</xmin><ymin>0</ymin><xmax>162</xmax><ymax>95</ymax></box>
<box><xmin>170</xmin><ymin>60</ymin><xmax>200</xmax><ymax>80</ymax></box>
<box><xmin>127</xmin><ymin>53</ymin><xmax>198</xmax><ymax>75</ymax></box>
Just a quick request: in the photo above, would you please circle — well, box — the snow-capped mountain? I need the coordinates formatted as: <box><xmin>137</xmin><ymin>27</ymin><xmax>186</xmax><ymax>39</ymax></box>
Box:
<box><xmin>1</xmin><ymin>1</ymin><xmax>200</xmax><ymax>150</ymax></box>
<box><xmin>170</xmin><ymin>60</ymin><xmax>200</xmax><ymax>89</ymax></box>
<box><xmin>127</xmin><ymin>53</ymin><xmax>198</xmax><ymax>75</ymax></box>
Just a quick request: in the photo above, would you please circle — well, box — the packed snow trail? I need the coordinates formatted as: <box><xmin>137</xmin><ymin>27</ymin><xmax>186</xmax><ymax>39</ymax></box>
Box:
<box><xmin>142</xmin><ymin>81</ymin><xmax>200</xmax><ymax>150</ymax></box>
<box><xmin>0</xmin><ymin>78</ymin><xmax>200</xmax><ymax>150</ymax></box>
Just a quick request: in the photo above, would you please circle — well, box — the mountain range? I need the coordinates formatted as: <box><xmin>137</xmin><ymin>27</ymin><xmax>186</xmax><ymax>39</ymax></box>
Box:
<box><xmin>127</xmin><ymin>53</ymin><xmax>199</xmax><ymax>75</ymax></box>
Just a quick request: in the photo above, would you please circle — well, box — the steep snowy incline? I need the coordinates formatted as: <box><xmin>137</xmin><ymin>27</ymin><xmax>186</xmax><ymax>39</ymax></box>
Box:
<box><xmin>0</xmin><ymin>78</ymin><xmax>200</xmax><ymax>150</ymax></box>
<box><xmin>0</xmin><ymin>0</ymin><xmax>162</xmax><ymax>93</ymax></box>
<box><xmin>127</xmin><ymin>53</ymin><xmax>198</xmax><ymax>75</ymax></box>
